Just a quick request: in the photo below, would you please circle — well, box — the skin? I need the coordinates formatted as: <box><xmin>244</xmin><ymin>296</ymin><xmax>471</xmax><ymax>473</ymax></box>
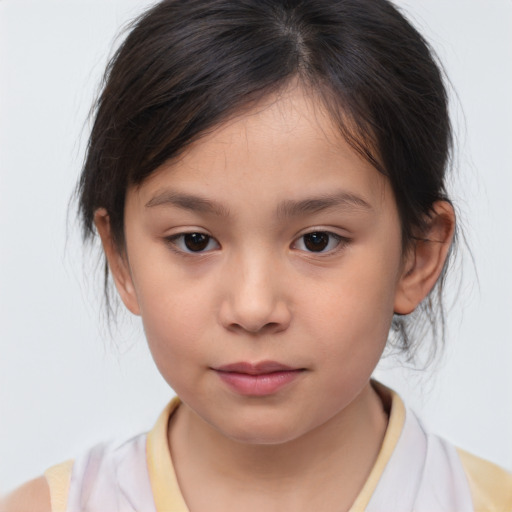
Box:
<box><xmin>3</xmin><ymin>85</ymin><xmax>454</xmax><ymax>511</ymax></box>
<box><xmin>0</xmin><ymin>477</ymin><xmax>51</xmax><ymax>512</ymax></box>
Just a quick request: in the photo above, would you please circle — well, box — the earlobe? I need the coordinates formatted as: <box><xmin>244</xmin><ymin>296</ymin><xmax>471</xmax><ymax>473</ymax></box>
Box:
<box><xmin>394</xmin><ymin>201</ymin><xmax>455</xmax><ymax>315</ymax></box>
<box><xmin>93</xmin><ymin>209</ymin><xmax>141</xmax><ymax>316</ymax></box>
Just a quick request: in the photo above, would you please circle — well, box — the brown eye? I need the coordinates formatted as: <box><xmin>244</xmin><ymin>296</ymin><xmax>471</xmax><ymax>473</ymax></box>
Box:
<box><xmin>167</xmin><ymin>232</ymin><xmax>220</xmax><ymax>253</ymax></box>
<box><xmin>184</xmin><ymin>233</ymin><xmax>211</xmax><ymax>251</ymax></box>
<box><xmin>303</xmin><ymin>232</ymin><xmax>330</xmax><ymax>252</ymax></box>
<box><xmin>292</xmin><ymin>231</ymin><xmax>347</xmax><ymax>254</ymax></box>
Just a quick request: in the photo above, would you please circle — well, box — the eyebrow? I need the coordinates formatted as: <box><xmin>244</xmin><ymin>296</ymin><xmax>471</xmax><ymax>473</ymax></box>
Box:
<box><xmin>145</xmin><ymin>191</ymin><xmax>231</xmax><ymax>217</ymax></box>
<box><xmin>145</xmin><ymin>190</ymin><xmax>372</xmax><ymax>218</ymax></box>
<box><xmin>276</xmin><ymin>192</ymin><xmax>373</xmax><ymax>219</ymax></box>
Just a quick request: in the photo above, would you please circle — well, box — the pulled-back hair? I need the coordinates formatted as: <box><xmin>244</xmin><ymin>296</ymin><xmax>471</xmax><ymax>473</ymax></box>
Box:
<box><xmin>78</xmin><ymin>0</ymin><xmax>454</xmax><ymax>359</ymax></box>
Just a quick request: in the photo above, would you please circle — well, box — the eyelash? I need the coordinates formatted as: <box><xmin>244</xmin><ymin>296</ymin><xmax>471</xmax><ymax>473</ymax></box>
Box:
<box><xmin>164</xmin><ymin>231</ymin><xmax>349</xmax><ymax>255</ymax></box>
<box><xmin>292</xmin><ymin>231</ymin><xmax>349</xmax><ymax>254</ymax></box>
<box><xmin>165</xmin><ymin>232</ymin><xmax>220</xmax><ymax>254</ymax></box>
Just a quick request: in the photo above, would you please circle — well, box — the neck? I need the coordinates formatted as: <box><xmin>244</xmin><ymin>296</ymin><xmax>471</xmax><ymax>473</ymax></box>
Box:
<box><xmin>168</xmin><ymin>382</ymin><xmax>389</xmax><ymax>512</ymax></box>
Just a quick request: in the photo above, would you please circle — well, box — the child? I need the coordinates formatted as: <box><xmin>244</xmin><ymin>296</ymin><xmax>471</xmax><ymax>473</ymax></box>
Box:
<box><xmin>3</xmin><ymin>0</ymin><xmax>511</xmax><ymax>510</ymax></box>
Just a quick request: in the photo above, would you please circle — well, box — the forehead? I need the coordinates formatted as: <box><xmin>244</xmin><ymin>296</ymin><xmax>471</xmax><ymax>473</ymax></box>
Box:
<box><xmin>129</xmin><ymin>85</ymin><xmax>392</xmax><ymax>213</ymax></box>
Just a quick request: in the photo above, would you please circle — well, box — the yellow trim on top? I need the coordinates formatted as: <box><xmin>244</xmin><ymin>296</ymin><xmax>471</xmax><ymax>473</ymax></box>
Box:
<box><xmin>44</xmin><ymin>459</ymin><xmax>74</xmax><ymax>512</ymax></box>
<box><xmin>458</xmin><ymin>448</ymin><xmax>512</xmax><ymax>512</ymax></box>
<box><xmin>146</xmin><ymin>383</ymin><xmax>405</xmax><ymax>512</ymax></box>
<box><xmin>146</xmin><ymin>396</ymin><xmax>190</xmax><ymax>512</ymax></box>
<box><xmin>349</xmin><ymin>382</ymin><xmax>406</xmax><ymax>511</ymax></box>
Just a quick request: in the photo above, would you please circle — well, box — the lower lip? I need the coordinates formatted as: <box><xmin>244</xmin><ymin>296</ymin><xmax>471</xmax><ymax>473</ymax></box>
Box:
<box><xmin>216</xmin><ymin>370</ymin><xmax>304</xmax><ymax>396</ymax></box>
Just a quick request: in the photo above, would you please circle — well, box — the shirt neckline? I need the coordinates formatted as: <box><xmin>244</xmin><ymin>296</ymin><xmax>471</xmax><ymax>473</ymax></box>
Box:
<box><xmin>146</xmin><ymin>381</ymin><xmax>406</xmax><ymax>512</ymax></box>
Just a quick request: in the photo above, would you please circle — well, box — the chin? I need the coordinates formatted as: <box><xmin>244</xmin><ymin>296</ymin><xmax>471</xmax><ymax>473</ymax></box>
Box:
<box><xmin>213</xmin><ymin>415</ymin><xmax>309</xmax><ymax>446</ymax></box>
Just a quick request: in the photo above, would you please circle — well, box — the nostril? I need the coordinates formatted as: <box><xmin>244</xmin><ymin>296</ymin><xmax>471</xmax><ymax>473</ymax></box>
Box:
<box><xmin>263</xmin><ymin>322</ymin><xmax>285</xmax><ymax>333</ymax></box>
<box><xmin>218</xmin><ymin>284</ymin><xmax>292</xmax><ymax>334</ymax></box>
<box><xmin>233</xmin><ymin>320</ymin><xmax>289</xmax><ymax>336</ymax></box>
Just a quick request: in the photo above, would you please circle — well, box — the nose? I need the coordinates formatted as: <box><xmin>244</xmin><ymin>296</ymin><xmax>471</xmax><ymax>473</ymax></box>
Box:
<box><xmin>218</xmin><ymin>250</ymin><xmax>292</xmax><ymax>335</ymax></box>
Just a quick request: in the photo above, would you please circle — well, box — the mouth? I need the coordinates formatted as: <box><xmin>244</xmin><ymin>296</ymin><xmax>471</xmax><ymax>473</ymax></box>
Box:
<box><xmin>212</xmin><ymin>361</ymin><xmax>306</xmax><ymax>396</ymax></box>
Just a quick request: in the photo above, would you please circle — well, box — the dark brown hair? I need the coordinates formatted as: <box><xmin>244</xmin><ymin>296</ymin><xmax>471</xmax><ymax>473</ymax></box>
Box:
<box><xmin>78</xmin><ymin>0</ymin><xmax>455</xmax><ymax>359</ymax></box>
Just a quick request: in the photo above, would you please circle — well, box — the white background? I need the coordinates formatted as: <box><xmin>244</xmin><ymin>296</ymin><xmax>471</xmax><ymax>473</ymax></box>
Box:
<box><xmin>1</xmin><ymin>0</ymin><xmax>511</xmax><ymax>493</ymax></box>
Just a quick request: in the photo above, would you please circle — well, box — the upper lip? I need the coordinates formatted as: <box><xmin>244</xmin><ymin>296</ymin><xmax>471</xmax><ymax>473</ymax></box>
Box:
<box><xmin>214</xmin><ymin>361</ymin><xmax>300</xmax><ymax>375</ymax></box>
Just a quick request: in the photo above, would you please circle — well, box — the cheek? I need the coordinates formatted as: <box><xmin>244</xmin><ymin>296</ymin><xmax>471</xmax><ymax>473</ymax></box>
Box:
<box><xmin>304</xmin><ymin>249</ymin><xmax>401</xmax><ymax>364</ymax></box>
<box><xmin>322</xmin><ymin>255</ymin><xmax>398</xmax><ymax>320</ymax></box>
<box><xmin>141</xmin><ymin>301</ymin><xmax>207</xmax><ymax>394</ymax></box>
<box><xmin>131</xmin><ymin>263</ymin><xmax>214</xmax><ymax>376</ymax></box>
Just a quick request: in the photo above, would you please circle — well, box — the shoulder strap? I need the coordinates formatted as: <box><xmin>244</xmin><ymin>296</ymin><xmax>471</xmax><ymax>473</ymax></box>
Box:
<box><xmin>458</xmin><ymin>448</ymin><xmax>512</xmax><ymax>511</ymax></box>
<box><xmin>365</xmin><ymin>405</ymin><xmax>474</xmax><ymax>511</ymax></box>
<box><xmin>44</xmin><ymin>460</ymin><xmax>74</xmax><ymax>512</ymax></box>
<box><xmin>65</xmin><ymin>435</ymin><xmax>155</xmax><ymax>512</ymax></box>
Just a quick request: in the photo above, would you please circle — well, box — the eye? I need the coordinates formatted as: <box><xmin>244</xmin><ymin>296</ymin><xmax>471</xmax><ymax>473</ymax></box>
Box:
<box><xmin>166</xmin><ymin>232</ymin><xmax>220</xmax><ymax>253</ymax></box>
<box><xmin>292</xmin><ymin>231</ymin><xmax>346</xmax><ymax>253</ymax></box>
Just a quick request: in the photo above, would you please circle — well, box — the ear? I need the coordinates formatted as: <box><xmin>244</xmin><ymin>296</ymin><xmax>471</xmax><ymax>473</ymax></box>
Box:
<box><xmin>94</xmin><ymin>208</ymin><xmax>141</xmax><ymax>316</ymax></box>
<box><xmin>394</xmin><ymin>201</ymin><xmax>455</xmax><ymax>315</ymax></box>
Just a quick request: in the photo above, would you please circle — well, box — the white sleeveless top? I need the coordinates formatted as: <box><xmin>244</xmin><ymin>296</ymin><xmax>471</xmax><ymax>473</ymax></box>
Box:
<box><xmin>45</xmin><ymin>384</ymin><xmax>512</xmax><ymax>511</ymax></box>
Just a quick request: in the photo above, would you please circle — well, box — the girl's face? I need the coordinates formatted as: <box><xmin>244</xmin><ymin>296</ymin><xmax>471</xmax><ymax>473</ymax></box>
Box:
<box><xmin>104</xmin><ymin>86</ymin><xmax>410</xmax><ymax>444</ymax></box>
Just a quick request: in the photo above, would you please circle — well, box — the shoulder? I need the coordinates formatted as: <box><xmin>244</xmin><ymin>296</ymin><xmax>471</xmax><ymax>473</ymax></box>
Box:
<box><xmin>1</xmin><ymin>459</ymin><xmax>74</xmax><ymax>512</ymax></box>
<box><xmin>0</xmin><ymin>477</ymin><xmax>51</xmax><ymax>512</ymax></box>
<box><xmin>457</xmin><ymin>448</ymin><xmax>512</xmax><ymax>511</ymax></box>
